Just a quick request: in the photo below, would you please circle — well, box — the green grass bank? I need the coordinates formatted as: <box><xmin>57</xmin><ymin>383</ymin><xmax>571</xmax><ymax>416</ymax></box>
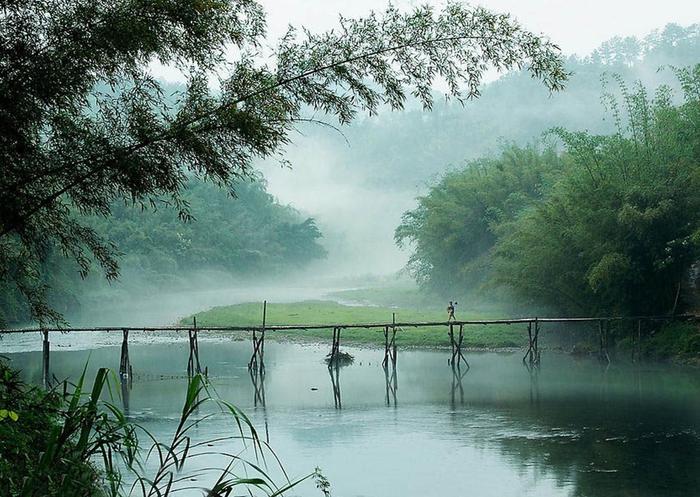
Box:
<box><xmin>182</xmin><ymin>300</ymin><xmax>526</xmax><ymax>349</ymax></box>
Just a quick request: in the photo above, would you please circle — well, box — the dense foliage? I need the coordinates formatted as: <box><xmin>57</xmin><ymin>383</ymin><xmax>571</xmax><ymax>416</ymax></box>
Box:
<box><xmin>398</xmin><ymin>66</ymin><xmax>700</xmax><ymax>316</ymax></box>
<box><xmin>0</xmin><ymin>177</ymin><xmax>325</xmax><ymax>325</ymax></box>
<box><xmin>91</xmin><ymin>177</ymin><xmax>326</xmax><ymax>277</ymax></box>
<box><xmin>0</xmin><ymin>360</ymin><xmax>309</xmax><ymax>496</ymax></box>
<box><xmin>395</xmin><ymin>145</ymin><xmax>563</xmax><ymax>292</ymax></box>
<box><xmin>0</xmin><ymin>0</ymin><xmax>567</xmax><ymax>325</ymax></box>
<box><xmin>0</xmin><ymin>362</ymin><xmax>117</xmax><ymax>496</ymax></box>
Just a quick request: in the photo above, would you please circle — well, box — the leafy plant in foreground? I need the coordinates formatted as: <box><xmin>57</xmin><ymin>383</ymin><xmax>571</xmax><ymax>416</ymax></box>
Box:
<box><xmin>0</xmin><ymin>359</ymin><xmax>323</xmax><ymax>496</ymax></box>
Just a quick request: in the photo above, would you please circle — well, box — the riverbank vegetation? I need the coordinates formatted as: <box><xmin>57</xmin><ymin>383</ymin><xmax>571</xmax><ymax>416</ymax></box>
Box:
<box><xmin>396</xmin><ymin>66</ymin><xmax>700</xmax><ymax>359</ymax></box>
<box><xmin>0</xmin><ymin>177</ymin><xmax>326</xmax><ymax>326</ymax></box>
<box><xmin>0</xmin><ymin>359</ymin><xmax>312</xmax><ymax>496</ymax></box>
<box><xmin>397</xmin><ymin>66</ymin><xmax>700</xmax><ymax>316</ymax></box>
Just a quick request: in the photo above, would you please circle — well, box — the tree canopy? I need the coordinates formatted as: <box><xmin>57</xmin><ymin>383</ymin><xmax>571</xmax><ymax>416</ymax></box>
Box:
<box><xmin>397</xmin><ymin>65</ymin><xmax>700</xmax><ymax>316</ymax></box>
<box><xmin>0</xmin><ymin>0</ymin><xmax>567</xmax><ymax>324</ymax></box>
<box><xmin>0</xmin><ymin>177</ymin><xmax>327</xmax><ymax>325</ymax></box>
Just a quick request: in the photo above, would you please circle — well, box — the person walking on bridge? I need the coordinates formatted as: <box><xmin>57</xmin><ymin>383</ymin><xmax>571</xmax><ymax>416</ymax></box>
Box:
<box><xmin>447</xmin><ymin>301</ymin><xmax>457</xmax><ymax>322</ymax></box>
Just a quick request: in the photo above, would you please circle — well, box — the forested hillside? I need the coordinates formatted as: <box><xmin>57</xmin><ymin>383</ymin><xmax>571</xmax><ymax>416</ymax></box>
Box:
<box><xmin>300</xmin><ymin>24</ymin><xmax>700</xmax><ymax>190</ymax></box>
<box><xmin>397</xmin><ymin>65</ymin><xmax>700</xmax><ymax>317</ymax></box>
<box><xmin>0</xmin><ymin>178</ymin><xmax>325</xmax><ymax>325</ymax></box>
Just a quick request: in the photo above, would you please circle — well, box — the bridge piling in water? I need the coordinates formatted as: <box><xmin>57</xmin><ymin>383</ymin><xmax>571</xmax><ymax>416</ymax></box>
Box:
<box><xmin>382</xmin><ymin>325</ymin><xmax>389</xmax><ymax>367</ymax></box>
<box><xmin>523</xmin><ymin>319</ymin><xmax>540</xmax><ymax>367</ymax></box>
<box><xmin>248</xmin><ymin>301</ymin><xmax>266</xmax><ymax>372</ymax></box>
<box><xmin>41</xmin><ymin>329</ymin><xmax>50</xmax><ymax>388</ymax></box>
<box><xmin>187</xmin><ymin>317</ymin><xmax>202</xmax><ymax>376</ymax></box>
<box><xmin>118</xmin><ymin>328</ymin><xmax>133</xmax><ymax>413</ymax></box>
<box><xmin>384</xmin><ymin>360</ymin><xmax>398</xmax><ymax>406</ymax></box>
<box><xmin>328</xmin><ymin>326</ymin><xmax>342</xmax><ymax>366</ymax></box>
<box><xmin>449</xmin><ymin>323</ymin><xmax>454</xmax><ymax>364</ymax></box>
<box><xmin>449</xmin><ymin>323</ymin><xmax>469</xmax><ymax>368</ymax></box>
<box><xmin>598</xmin><ymin>320</ymin><xmax>611</xmax><ymax>364</ymax></box>
<box><xmin>382</xmin><ymin>313</ymin><xmax>399</xmax><ymax>406</ymax></box>
<box><xmin>119</xmin><ymin>328</ymin><xmax>131</xmax><ymax>378</ymax></box>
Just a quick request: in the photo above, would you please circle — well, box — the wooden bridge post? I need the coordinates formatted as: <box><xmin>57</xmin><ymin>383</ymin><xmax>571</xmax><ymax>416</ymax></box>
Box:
<box><xmin>41</xmin><ymin>329</ymin><xmax>50</xmax><ymax>388</ymax></box>
<box><xmin>390</xmin><ymin>313</ymin><xmax>397</xmax><ymax>365</ymax></box>
<box><xmin>249</xmin><ymin>301</ymin><xmax>267</xmax><ymax>372</ymax></box>
<box><xmin>598</xmin><ymin>320</ymin><xmax>611</xmax><ymax>364</ymax></box>
<box><xmin>119</xmin><ymin>328</ymin><xmax>130</xmax><ymax>378</ymax></box>
<box><xmin>329</xmin><ymin>327</ymin><xmax>335</xmax><ymax>365</ymax></box>
<box><xmin>382</xmin><ymin>325</ymin><xmax>390</xmax><ymax>367</ymax></box>
<box><xmin>187</xmin><ymin>328</ymin><xmax>194</xmax><ymax>376</ymax></box>
<box><xmin>384</xmin><ymin>359</ymin><xmax>398</xmax><ymax>407</ymax></box>
<box><xmin>187</xmin><ymin>317</ymin><xmax>202</xmax><ymax>377</ymax></box>
<box><xmin>448</xmin><ymin>323</ymin><xmax>455</xmax><ymax>364</ymax></box>
<box><xmin>454</xmin><ymin>324</ymin><xmax>469</xmax><ymax>368</ymax></box>
<box><xmin>259</xmin><ymin>301</ymin><xmax>266</xmax><ymax>370</ymax></box>
<box><xmin>523</xmin><ymin>321</ymin><xmax>533</xmax><ymax>365</ymax></box>
<box><xmin>335</xmin><ymin>327</ymin><xmax>341</xmax><ymax>362</ymax></box>
<box><xmin>248</xmin><ymin>329</ymin><xmax>258</xmax><ymax>371</ymax></box>
<box><xmin>533</xmin><ymin>318</ymin><xmax>540</xmax><ymax>366</ymax></box>
<box><xmin>328</xmin><ymin>326</ymin><xmax>341</xmax><ymax>367</ymax></box>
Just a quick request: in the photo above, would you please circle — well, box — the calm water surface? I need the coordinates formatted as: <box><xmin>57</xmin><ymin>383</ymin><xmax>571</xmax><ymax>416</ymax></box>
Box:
<box><xmin>4</xmin><ymin>336</ymin><xmax>700</xmax><ymax>497</ymax></box>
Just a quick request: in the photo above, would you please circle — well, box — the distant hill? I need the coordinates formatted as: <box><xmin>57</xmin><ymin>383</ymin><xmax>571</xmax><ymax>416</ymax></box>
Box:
<box><xmin>296</xmin><ymin>23</ymin><xmax>700</xmax><ymax>190</ymax></box>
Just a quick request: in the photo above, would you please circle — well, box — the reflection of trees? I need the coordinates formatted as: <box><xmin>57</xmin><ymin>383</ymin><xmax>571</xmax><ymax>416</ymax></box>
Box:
<box><xmin>436</xmin><ymin>357</ymin><xmax>700</xmax><ymax>497</ymax></box>
<box><xmin>494</xmin><ymin>404</ymin><xmax>700</xmax><ymax>497</ymax></box>
<box><xmin>452</xmin><ymin>368</ymin><xmax>700</xmax><ymax>497</ymax></box>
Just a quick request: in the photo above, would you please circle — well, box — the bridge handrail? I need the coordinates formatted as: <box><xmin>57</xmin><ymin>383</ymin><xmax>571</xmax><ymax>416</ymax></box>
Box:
<box><xmin>1</xmin><ymin>314</ymin><xmax>697</xmax><ymax>335</ymax></box>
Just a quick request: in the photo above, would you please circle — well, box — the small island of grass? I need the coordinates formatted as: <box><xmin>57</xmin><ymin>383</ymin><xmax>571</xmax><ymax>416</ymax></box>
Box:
<box><xmin>181</xmin><ymin>300</ymin><xmax>526</xmax><ymax>349</ymax></box>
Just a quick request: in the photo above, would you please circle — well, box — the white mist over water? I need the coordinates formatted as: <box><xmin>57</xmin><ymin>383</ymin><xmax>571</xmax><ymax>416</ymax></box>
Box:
<box><xmin>258</xmin><ymin>133</ymin><xmax>419</xmax><ymax>278</ymax></box>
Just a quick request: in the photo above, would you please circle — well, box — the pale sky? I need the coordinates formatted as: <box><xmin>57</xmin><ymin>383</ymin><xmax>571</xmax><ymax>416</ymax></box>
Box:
<box><xmin>152</xmin><ymin>1</ymin><xmax>700</xmax><ymax>82</ymax></box>
<box><xmin>259</xmin><ymin>0</ymin><xmax>700</xmax><ymax>56</ymax></box>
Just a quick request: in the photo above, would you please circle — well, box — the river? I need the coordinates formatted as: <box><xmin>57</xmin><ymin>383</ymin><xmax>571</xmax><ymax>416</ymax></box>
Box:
<box><xmin>4</xmin><ymin>335</ymin><xmax>700</xmax><ymax>497</ymax></box>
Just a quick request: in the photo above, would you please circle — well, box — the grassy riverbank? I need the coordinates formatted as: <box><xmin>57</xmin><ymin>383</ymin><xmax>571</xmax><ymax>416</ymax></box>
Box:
<box><xmin>182</xmin><ymin>300</ymin><xmax>526</xmax><ymax>349</ymax></box>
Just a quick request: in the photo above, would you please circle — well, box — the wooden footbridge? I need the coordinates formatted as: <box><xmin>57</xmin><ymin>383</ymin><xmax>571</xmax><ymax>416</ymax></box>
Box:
<box><xmin>1</xmin><ymin>301</ymin><xmax>697</xmax><ymax>388</ymax></box>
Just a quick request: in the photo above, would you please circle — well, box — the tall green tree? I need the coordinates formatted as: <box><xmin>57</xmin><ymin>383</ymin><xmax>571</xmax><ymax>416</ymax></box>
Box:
<box><xmin>395</xmin><ymin>145</ymin><xmax>563</xmax><ymax>294</ymax></box>
<box><xmin>0</xmin><ymin>0</ymin><xmax>568</xmax><ymax>324</ymax></box>
<box><xmin>0</xmin><ymin>176</ymin><xmax>328</xmax><ymax>326</ymax></box>
<box><xmin>398</xmin><ymin>65</ymin><xmax>700</xmax><ymax>316</ymax></box>
<box><xmin>494</xmin><ymin>67</ymin><xmax>700</xmax><ymax>315</ymax></box>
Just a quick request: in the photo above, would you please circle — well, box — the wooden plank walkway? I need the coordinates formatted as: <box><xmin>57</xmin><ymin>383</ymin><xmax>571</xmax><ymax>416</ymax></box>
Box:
<box><xmin>1</xmin><ymin>313</ymin><xmax>696</xmax><ymax>334</ymax></box>
<box><xmin>2</xmin><ymin>311</ymin><xmax>697</xmax><ymax>388</ymax></box>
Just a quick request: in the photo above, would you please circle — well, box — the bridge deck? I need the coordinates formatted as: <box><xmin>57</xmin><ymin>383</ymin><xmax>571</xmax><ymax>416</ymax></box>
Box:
<box><xmin>1</xmin><ymin>314</ymin><xmax>697</xmax><ymax>334</ymax></box>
